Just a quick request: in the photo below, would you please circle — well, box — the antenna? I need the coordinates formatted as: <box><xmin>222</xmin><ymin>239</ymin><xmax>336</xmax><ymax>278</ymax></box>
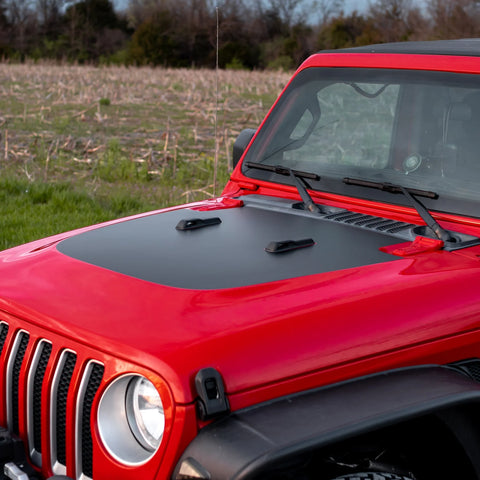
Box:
<box><xmin>213</xmin><ymin>6</ymin><xmax>219</xmax><ymax>197</ymax></box>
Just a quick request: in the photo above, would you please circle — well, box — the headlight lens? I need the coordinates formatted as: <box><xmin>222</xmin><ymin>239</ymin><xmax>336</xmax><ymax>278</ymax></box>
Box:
<box><xmin>98</xmin><ymin>374</ymin><xmax>166</xmax><ymax>465</ymax></box>
<box><xmin>126</xmin><ymin>377</ymin><xmax>165</xmax><ymax>451</ymax></box>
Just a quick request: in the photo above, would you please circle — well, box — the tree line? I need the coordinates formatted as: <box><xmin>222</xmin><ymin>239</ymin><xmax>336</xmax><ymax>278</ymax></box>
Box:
<box><xmin>1</xmin><ymin>0</ymin><xmax>480</xmax><ymax>69</ymax></box>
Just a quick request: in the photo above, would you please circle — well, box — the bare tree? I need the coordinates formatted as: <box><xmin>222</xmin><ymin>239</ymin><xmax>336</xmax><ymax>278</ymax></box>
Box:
<box><xmin>317</xmin><ymin>0</ymin><xmax>344</xmax><ymax>25</ymax></box>
<box><xmin>127</xmin><ymin>0</ymin><xmax>172</xmax><ymax>27</ymax></box>
<box><xmin>4</xmin><ymin>0</ymin><xmax>36</xmax><ymax>52</ymax></box>
<box><xmin>261</xmin><ymin>0</ymin><xmax>307</xmax><ymax>28</ymax></box>
<box><xmin>36</xmin><ymin>0</ymin><xmax>66</xmax><ymax>34</ymax></box>
<box><xmin>427</xmin><ymin>0</ymin><xmax>480</xmax><ymax>39</ymax></box>
<box><xmin>0</xmin><ymin>0</ymin><xmax>9</xmax><ymax>51</ymax></box>
<box><xmin>5</xmin><ymin>0</ymin><xmax>34</xmax><ymax>25</ymax></box>
<box><xmin>367</xmin><ymin>0</ymin><xmax>420</xmax><ymax>42</ymax></box>
<box><xmin>369</xmin><ymin>0</ymin><xmax>412</xmax><ymax>24</ymax></box>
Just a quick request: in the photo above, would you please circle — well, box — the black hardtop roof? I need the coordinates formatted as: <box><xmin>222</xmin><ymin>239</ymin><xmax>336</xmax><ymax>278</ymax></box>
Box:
<box><xmin>321</xmin><ymin>38</ymin><xmax>480</xmax><ymax>57</ymax></box>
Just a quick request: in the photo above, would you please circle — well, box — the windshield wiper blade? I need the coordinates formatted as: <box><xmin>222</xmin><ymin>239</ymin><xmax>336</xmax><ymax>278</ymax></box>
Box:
<box><xmin>245</xmin><ymin>161</ymin><xmax>319</xmax><ymax>180</ymax></box>
<box><xmin>343</xmin><ymin>177</ymin><xmax>453</xmax><ymax>242</ymax></box>
<box><xmin>343</xmin><ymin>177</ymin><xmax>438</xmax><ymax>198</ymax></box>
<box><xmin>246</xmin><ymin>161</ymin><xmax>322</xmax><ymax>213</ymax></box>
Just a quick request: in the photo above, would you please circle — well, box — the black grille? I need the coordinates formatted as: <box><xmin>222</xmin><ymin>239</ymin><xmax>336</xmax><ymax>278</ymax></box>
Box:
<box><xmin>0</xmin><ymin>323</ymin><xmax>9</xmax><ymax>355</ymax></box>
<box><xmin>364</xmin><ymin>218</ymin><xmax>395</xmax><ymax>228</ymax></box>
<box><xmin>344</xmin><ymin>214</ymin><xmax>369</xmax><ymax>224</ymax></box>
<box><xmin>0</xmin><ymin>322</ymin><xmax>105</xmax><ymax>479</ymax></box>
<box><xmin>384</xmin><ymin>223</ymin><xmax>413</xmax><ymax>233</ymax></box>
<box><xmin>12</xmin><ymin>332</ymin><xmax>30</xmax><ymax>435</ymax></box>
<box><xmin>467</xmin><ymin>363</ymin><xmax>480</xmax><ymax>381</ymax></box>
<box><xmin>81</xmin><ymin>363</ymin><xmax>104</xmax><ymax>479</ymax></box>
<box><xmin>452</xmin><ymin>359</ymin><xmax>480</xmax><ymax>382</ymax></box>
<box><xmin>33</xmin><ymin>342</ymin><xmax>52</xmax><ymax>452</ymax></box>
<box><xmin>325</xmin><ymin>212</ymin><xmax>362</xmax><ymax>222</ymax></box>
<box><xmin>353</xmin><ymin>216</ymin><xmax>377</xmax><ymax>226</ymax></box>
<box><xmin>56</xmin><ymin>351</ymin><xmax>77</xmax><ymax>466</ymax></box>
<box><xmin>376</xmin><ymin>221</ymin><xmax>404</xmax><ymax>231</ymax></box>
<box><xmin>466</xmin><ymin>363</ymin><xmax>480</xmax><ymax>381</ymax></box>
<box><xmin>322</xmin><ymin>209</ymin><xmax>416</xmax><ymax>237</ymax></box>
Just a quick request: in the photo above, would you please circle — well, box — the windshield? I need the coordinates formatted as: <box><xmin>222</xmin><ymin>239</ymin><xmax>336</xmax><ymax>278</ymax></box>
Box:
<box><xmin>242</xmin><ymin>67</ymin><xmax>480</xmax><ymax>218</ymax></box>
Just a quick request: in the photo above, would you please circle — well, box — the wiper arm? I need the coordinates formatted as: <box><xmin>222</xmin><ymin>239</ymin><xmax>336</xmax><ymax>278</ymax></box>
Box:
<box><xmin>245</xmin><ymin>161</ymin><xmax>322</xmax><ymax>213</ymax></box>
<box><xmin>343</xmin><ymin>177</ymin><xmax>453</xmax><ymax>242</ymax></box>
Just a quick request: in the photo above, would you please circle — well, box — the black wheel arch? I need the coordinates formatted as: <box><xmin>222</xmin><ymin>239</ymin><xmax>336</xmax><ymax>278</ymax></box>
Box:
<box><xmin>173</xmin><ymin>365</ymin><xmax>480</xmax><ymax>480</ymax></box>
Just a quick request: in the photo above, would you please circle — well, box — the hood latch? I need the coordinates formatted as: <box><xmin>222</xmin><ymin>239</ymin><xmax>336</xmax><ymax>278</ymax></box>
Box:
<box><xmin>195</xmin><ymin>368</ymin><xmax>230</xmax><ymax>421</ymax></box>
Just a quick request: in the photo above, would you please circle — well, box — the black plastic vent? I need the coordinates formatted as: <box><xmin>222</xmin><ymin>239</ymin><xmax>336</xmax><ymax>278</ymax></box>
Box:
<box><xmin>466</xmin><ymin>363</ymin><xmax>480</xmax><ymax>382</ymax></box>
<box><xmin>325</xmin><ymin>211</ymin><xmax>414</xmax><ymax>234</ymax></box>
<box><xmin>81</xmin><ymin>363</ymin><xmax>104</xmax><ymax>479</ymax></box>
<box><xmin>451</xmin><ymin>359</ymin><xmax>480</xmax><ymax>383</ymax></box>
<box><xmin>325</xmin><ymin>212</ymin><xmax>362</xmax><ymax>222</ymax></box>
<box><xmin>384</xmin><ymin>223</ymin><xmax>413</xmax><ymax>234</ymax></box>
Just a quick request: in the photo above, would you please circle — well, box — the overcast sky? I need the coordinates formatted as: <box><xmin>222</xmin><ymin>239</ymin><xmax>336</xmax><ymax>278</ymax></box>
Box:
<box><xmin>113</xmin><ymin>0</ymin><xmax>373</xmax><ymax>14</ymax></box>
<box><xmin>344</xmin><ymin>0</ymin><xmax>370</xmax><ymax>12</ymax></box>
<box><xmin>112</xmin><ymin>0</ymin><xmax>420</xmax><ymax>16</ymax></box>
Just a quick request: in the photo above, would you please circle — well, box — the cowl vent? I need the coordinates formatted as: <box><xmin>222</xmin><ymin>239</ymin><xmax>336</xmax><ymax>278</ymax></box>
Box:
<box><xmin>241</xmin><ymin>194</ymin><xmax>480</xmax><ymax>251</ymax></box>
<box><xmin>324</xmin><ymin>211</ymin><xmax>414</xmax><ymax>235</ymax></box>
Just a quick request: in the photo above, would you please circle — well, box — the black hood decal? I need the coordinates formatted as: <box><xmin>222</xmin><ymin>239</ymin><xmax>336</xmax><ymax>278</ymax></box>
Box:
<box><xmin>57</xmin><ymin>203</ymin><xmax>399</xmax><ymax>290</ymax></box>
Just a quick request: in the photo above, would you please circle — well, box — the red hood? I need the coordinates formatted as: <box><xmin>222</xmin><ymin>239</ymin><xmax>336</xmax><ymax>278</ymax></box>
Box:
<box><xmin>1</xmin><ymin>202</ymin><xmax>480</xmax><ymax>409</ymax></box>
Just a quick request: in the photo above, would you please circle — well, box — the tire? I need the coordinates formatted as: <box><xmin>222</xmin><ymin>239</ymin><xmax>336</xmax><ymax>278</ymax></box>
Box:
<box><xmin>330</xmin><ymin>473</ymin><xmax>414</xmax><ymax>480</ymax></box>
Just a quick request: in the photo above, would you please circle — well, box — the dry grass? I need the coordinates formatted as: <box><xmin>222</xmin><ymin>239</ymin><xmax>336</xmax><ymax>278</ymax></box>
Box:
<box><xmin>0</xmin><ymin>63</ymin><xmax>290</xmax><ymax>204</ymax></box>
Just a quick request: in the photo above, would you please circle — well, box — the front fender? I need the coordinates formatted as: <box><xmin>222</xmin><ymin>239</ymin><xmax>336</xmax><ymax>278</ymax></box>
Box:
<box><xmin>173</xmin><ymin>365</ymin><xmax>480</xmax><ymax>480</ymax></box>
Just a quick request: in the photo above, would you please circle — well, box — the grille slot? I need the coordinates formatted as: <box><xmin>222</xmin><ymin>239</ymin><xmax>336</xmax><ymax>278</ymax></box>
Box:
<box><xmin>76</xmin><ymin>361</ymin><xmax>105</xmax><ymax>480</ymax></box>
<box><xmin>27</xmin><ymin>339</ymin><xmax>52</xmax><ymax>466</ymax></box>
<box><xmin>0</xmin><ymin>322</ymin><xmax>9</xmax><ymax>355</ymax></box>
<box><xmin>51</xmin><ymin>350</ymin><xmax>77</xmax><ymax>476</ymax></box>
<box><xmin>6</xmin><ymin>330</ymin><xmax>30</xmax><ymax>435</ymax></box>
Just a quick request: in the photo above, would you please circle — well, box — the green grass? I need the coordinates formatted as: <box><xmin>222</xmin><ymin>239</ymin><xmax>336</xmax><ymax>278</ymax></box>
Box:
<box><xmin>0</xmin><ymin>64</ymin><xmax>291</xmax><ymax>249</ymax></box>
<box><xmin>0</xmin><ymin>177</ymin><xmax>158</xmax><ymax>250</ymax></box>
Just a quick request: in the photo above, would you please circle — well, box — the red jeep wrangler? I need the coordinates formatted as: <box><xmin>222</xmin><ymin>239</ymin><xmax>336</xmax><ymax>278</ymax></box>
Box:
<box><xmin>2</xmin><ymin>39</ymin><xmax>480</xmax><ymax>480</ymax></box>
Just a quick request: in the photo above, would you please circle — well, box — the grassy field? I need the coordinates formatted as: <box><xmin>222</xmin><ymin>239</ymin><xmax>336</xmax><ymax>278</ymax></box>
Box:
<box><xmin>0</xmin><ymin>63</ymin><xmax>290</xmax><ymax>249</ymax></box>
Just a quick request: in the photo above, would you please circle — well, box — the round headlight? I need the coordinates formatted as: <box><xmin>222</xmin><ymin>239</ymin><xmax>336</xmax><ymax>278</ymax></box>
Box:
<box><xmin>98</xmin><ymin>374</ymin><xmax>166</xmax><ymax>465</ymax></box>
<box><xmin>126</xmin><ymin>377</ymin><xmax>165</xmax><ymax>451</ymax></box>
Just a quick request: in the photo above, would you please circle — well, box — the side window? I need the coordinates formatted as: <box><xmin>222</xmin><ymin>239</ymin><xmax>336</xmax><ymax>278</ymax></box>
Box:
<box><xmin>285</xmin><ymin>83</ymin><xmax>400</xmax><ymax>169</ymax></box>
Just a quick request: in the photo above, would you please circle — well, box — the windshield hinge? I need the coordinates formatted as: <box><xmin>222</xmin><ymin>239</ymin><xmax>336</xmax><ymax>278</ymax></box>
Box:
<box><xmin>380</xmin><ymin>236</ymin><xmax>444</xmax><ymax>256</ymax></box>
<box><xmin>237</xmin><ymin>181</ymin><xmax>259</xmax><ymax>191</ymax></box>
<box><xmin>195</xmin><ymin>368</ymin><xmax>230</xmax><ymax>421</ymax></box>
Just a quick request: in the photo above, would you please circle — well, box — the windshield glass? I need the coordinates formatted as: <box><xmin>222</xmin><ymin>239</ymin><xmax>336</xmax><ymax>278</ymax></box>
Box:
<box><xmin>242</xmin><ymin>67</ymin><xmax>480</xmax><ymax>218</ymax></box>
